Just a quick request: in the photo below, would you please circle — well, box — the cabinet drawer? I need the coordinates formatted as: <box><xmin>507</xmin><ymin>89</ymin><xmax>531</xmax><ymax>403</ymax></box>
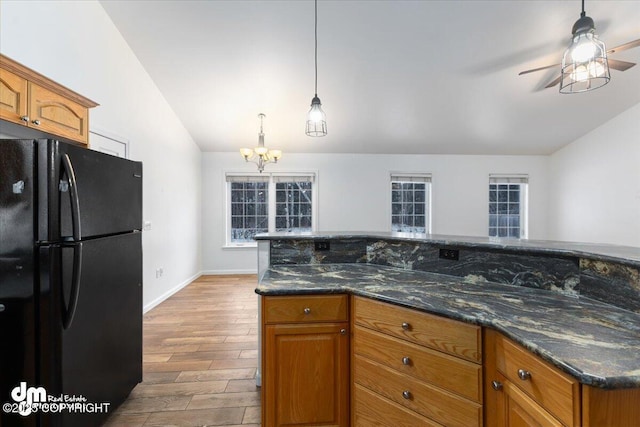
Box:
<box><xmin>354</xmin><ymin>325</ymin><xmax>482</xmax><ymax>402</ymax></box>
<box><xmin>353</xmin><ymin>383</ymin><xmax>443</xmax><ymax>427</ymax></box>
<box><xmin>264</xmin><ymin>295</ymin><xmax>348</xmax><ymax>324</ymax></box>
<box><xmin>353</xmin><ymin>296</ymin><xmax>481</xmax><ymax>362</ymax></box>
<box><xmin>495</xmin><ymin>335</ymin><xmax>579</xmax><ymax>427</ymax></box>
<box><xmin>354</xmin><ymin>355</ymin><xmax>482</xmax><ymax>427</ymax></box>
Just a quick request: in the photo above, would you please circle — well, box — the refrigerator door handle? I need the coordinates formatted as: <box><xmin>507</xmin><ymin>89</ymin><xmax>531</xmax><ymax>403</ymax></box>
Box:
<box><xmin>62</xmin><ymin>242</ymin><xmax>83</xmax><ymax>330</ymax></box>
<box><xmin>61</xmin><ymin>153</ymin><xmax>82</xmax><ymax>241</ymax></box>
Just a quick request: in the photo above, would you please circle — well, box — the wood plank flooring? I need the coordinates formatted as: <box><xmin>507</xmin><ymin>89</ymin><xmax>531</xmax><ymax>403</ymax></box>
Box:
<box><xmin>104</xmin><ymin>275</ymin><xmax>260</xmax><ymax>427</ymax></box>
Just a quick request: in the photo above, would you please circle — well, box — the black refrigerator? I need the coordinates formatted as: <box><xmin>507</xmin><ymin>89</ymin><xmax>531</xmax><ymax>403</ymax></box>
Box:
<box><xmin>0</xmin><ymin>139</ymin><xmax>143</xmax><ymax>427</ymax></box>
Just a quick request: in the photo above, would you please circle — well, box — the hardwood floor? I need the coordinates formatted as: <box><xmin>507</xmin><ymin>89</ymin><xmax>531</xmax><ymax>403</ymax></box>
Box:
<box><xmin>104</xmin><ymin>275</ymin><xmax>261</xmax><ymax>427</ymax></box>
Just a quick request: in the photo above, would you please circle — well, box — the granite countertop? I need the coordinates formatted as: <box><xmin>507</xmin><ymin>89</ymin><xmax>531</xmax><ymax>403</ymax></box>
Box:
<box><xmin>256</xmin><ymin>263</ymin><xmax>640</xmax><ymax>389</ymax></box>
<box><xmin>255</xmin><ymin>231</ymin><xmax>640</xmax><ymax>267</ymax></box>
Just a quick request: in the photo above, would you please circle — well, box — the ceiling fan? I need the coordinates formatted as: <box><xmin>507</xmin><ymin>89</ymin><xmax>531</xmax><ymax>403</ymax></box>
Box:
<box><xmin>519</xmin><ymin>39</ymin><xmax>640</xmax><ymax>89</ymax></box>
<box><xmin>519</xmin><ymin>0</ymin><xmax>640</xmax><ymax>92</ymax></box>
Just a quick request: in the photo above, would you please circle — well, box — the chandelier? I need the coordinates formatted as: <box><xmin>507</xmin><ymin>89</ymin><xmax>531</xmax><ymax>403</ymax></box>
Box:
<box><xmin>240</xmin><ymin>114</ymin><xmax>282</xmax><ymax>173</ymax></box>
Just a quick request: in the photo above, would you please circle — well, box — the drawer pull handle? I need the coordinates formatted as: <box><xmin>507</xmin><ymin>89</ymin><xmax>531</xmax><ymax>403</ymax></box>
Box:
<box><xmin>401</xmin><ymin>322</ymin><xmax>411</xmax><ymax>331</ymax></box>
<box><xmin>492</xmin><ymin>380</ymin><xmax>503</xmax><ymax>391</ymax></box>
<box><xmin>518</xmin><ymin>369</ymin><xmax>531</xmax><ymax>381</ymax></box>
<box><xmin>402</xmin><ymin>356</ymin><xmax>411</xmax><ymax>366</ymax></box>
<box><xmin>402</xmin><ymin>390</ymin><xmax>412</xmax><ymax>400</ymax></box>
<box><xmin>340</xmin><ymin>328</ymin><xmax>347</xmax><ymax>335</ymax></box>
<box><xmin>303</xmin><ymin>307</ymin><xmax>311</xmax><ymax>315</ymax></box>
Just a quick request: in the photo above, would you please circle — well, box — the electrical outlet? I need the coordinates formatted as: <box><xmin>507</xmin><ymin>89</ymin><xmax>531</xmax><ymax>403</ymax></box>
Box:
<box><xmin>314</xmin><ymin>241</ymin><xmax>330</xmax><ymax>251</ymax></box>
<box><xmin>439</xmin><ymin>248</ymin><xmax>459</xmax><ymax>261</ymax></box>
<box><xmin>156</xmin><ymin>268</ymin><xmax>164</xmax><ymax>278</ymax></box>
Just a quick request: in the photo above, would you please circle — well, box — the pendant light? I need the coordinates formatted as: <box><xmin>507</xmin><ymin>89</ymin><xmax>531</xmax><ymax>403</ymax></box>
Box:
<box><xmin>305</xmin><ymin>0</ymin><xmax>327</xmax><ymax>137</ymax></box>
<box><xmin>560</xmin><ymin>0</ymin><xmax>610</xmax><ymax>93</ymax></box>
<box><xmin>240</xmin><ymin>114</ymin><xmax>282</xmax><ymax>173</ymax></box>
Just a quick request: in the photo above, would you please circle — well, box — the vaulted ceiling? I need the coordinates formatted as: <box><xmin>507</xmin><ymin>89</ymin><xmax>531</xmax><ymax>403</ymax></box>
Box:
<box><xmin>100</xmin><ymin>0</ymin><xmax>640</xmax><ymax>155</ymax></box>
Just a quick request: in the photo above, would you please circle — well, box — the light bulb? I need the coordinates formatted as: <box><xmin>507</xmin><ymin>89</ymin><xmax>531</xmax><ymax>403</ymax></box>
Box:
<box><xmin>589</xmin><ymin>61</ymin><xmax>605</xmax><ymax>77</ymax></box>
<box><xmin>254</xmin><ymin>146</ymin><xmax>268</xmax><ymax>156</ymax></box>
<box><xmin>571</xmin><ymin>64</ymin><xmax>590</xmax><ymax>82</ymax></box>
<box><xmin>270</xmin><ymin>150</ymin><xmax>282</xmax><ymax>160</ymax></box>
<box><xmin>308</xmin><ymin>106</ymin><xmax>324</xmax><ymax>122</ymax></box>
<box><xmin>240</xmin><ymin>148</ymin><xmax>253</xmax><ymax>158</ymax></box>
<box><xmin>571</xmin><ymin>35</ymin><xmax>597</xmax><ymax>63</ymax></box>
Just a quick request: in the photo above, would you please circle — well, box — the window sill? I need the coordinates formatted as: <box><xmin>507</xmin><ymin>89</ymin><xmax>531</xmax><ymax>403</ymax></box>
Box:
<box><xmin>222</xmin><ymin>243</ymin><xmax>258</xmax><ymax>250</ymax></box>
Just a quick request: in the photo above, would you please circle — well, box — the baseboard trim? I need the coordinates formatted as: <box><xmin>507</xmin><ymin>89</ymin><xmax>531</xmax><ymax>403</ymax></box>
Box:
<box><xmin>200</xmin><ymin>269</ymin><xmax>257</xmax><ymax>275</ymax></box>
<box><xmin>143</xmin><ymin>271</ymin><xmax>202</xmax><ymax>313</ymax></box>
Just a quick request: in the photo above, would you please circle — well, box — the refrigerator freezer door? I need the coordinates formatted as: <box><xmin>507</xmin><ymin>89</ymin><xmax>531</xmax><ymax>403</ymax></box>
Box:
<box><xmin>0</xmin><ymin>140</ymin><xmax>37</xmax><ymax>427</ymax></box>
<box><xmin>40</xmin><ymin>232</ymin><xmax>142</xmax><ymax>427</ymax></box>
<box><xmin>38</xmin><ymin>140</ymin><xmax>143</xmax><ymax>242</ymax></box>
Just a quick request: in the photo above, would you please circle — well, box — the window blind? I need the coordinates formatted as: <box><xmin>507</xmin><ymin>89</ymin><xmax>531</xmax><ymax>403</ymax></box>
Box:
<box><xmin>390</xmin><ymin>173</ymin><xmax>432</xmax><ymax>183</ymax></box>
<box><xmin>225</xmin><ymin>174</ymin><xmax>270</xmax><ymax>183</ymax></box>
<box><xmin>272</xmin><ymin>174</ymin><xmax>315</xmax><ymax>183</ymax></box>
<box><xmin>489</xmin><ymin>174</ymin><xmax>528</xmax><ymax>184</ymax></box>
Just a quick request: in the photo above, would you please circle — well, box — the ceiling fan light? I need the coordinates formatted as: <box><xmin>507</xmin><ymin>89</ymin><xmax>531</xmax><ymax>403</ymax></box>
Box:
<box><xmin>560</xmin><ymin>29</ymin><xmax>610</xmax><ymax>93</ymax></box>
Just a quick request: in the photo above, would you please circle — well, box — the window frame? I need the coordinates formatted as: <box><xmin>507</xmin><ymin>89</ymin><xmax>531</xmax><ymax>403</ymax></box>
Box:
<box><xmin>224</xmin><ymin>171</ymin><xmax>318</xmax><ymax>248</ymax></box>
<box><xmin>488</xmin><ymin>174</ymin><xmax>529</xmax><ymax>239</ymax></box>
<box><xmin>389</xmin><ymin>172</ymin><xmax>432</xmax><ymax>234</ymax></box>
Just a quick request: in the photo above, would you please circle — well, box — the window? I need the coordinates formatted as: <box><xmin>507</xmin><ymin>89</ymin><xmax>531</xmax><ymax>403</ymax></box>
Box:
<box><xmin>390</xmin><ymin>173</ymin><xmax>431</xmax><ymax>233</ymax></box>
<box><xmin>226</xmin><ymin>173</ymin><xmax>316</xmax><ymax>245</ymax></box>
<box><xmin>274</xmin><ymin>176</ymin><xmax>313</xmax><ymax>232</ymax></box>
<box><xmin>489</xmin><ymin>175</ymin><xmax>528</xmax><ymax>238</ymax></box>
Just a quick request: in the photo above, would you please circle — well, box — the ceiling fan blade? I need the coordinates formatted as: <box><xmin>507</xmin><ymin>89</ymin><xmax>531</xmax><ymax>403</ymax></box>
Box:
<box><xmin>545</xmin><ymin>75</ymin><xmax>562</xmax><ymax>88</ymax></box>
<box><xmin>519</xmin><ymin>63</ymin><xmax>560</xmax><ymax>76</ymax></box>
<box><xmin>607</xmin><ymin>39</ymin><xmax>640</xmax><ymax>55</ymax></box>
<box><xmin>607</xmin><ymin>58</ymin><xmax>636</xmax><ymax>72</ymax></box>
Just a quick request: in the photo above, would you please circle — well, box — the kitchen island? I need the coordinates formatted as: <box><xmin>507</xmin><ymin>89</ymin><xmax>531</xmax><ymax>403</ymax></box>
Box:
<box><xmin>255</xmin><ymin>232</ymin><xmax>640</xmax><ymax>426</ymax></box>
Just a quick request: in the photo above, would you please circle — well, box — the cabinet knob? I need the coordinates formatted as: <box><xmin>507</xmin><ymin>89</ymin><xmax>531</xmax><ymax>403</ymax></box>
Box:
<box><xmin>31</xmin><ymin>119</ymin><xmax>41</xmax><ymax>126</ymax></box>
<box><xmin>491</xmin><ymin>380</ymin><xmax>503</xmax><ymax>391</ymax></box>
<box><xmin>20</xmin><ymin>115</ymin><xmax>29</xmax><ymax>122</ymax></box>
<box><xmin>402</xmin><ymin>390</ymin><xmax>412</xmax><ymax>400</ymax></box>
<box><xmin>518</xmin><ymin>369</ymin><xmax>531</xmax><ymax>381</ymax></box>
<box><xmin>340</xmin><ymin>328</ymin><xmax>347</xmax><ymax>335</ymax></box>
<box><xmin>303</xmin><ymin>307</ymin><xmax>311</xmax><ymax>315</ymax></box>
<box><xmin>402</xmin><ymin>356</ymin><xmax>411</xmax><ymax>366</ymax></box>
<box><xmin>401</xmin><ymin>322</ymin><xmax>411</xmax><ymax>331</ymax></box>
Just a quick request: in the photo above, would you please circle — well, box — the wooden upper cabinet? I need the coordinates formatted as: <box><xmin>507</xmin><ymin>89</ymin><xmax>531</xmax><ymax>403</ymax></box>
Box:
<box><xmin>28</xmin><ymin>83</ymin><xmax>89</xmax><ymax>143</ymax></box>
<box><xmin>0</xmin><ymin>68</ymin><xmax>28</xmax><ymax>123</ymax></box>
<box><xmin>0</xmin><ymin>54</ymin><xmax>97</xmax><ymax>145</ymax></box>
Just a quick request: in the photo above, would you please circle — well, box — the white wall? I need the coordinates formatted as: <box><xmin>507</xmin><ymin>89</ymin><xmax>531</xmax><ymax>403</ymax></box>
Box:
<box><xmin>0</xmin><ymin>0</ymin><xmax>202</xmax><ymax>310</ymax></box>
<box><xmin>548</xmin><ymin>102</ymin><xmax>640</xmax><ymax>247</ymax></box>
<box><xmin>202</xmin><ymin>152</ymin><xmax>549</xmax><ymax>273</ymax></box>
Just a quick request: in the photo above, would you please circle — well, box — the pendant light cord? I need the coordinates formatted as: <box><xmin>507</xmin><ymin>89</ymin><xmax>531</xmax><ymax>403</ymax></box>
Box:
<box><xmin>314</xmin><ymin>0</ymin><xmax>318</xmax><ymax>97</ymax></box>
<box><xmin>581</xmin><ymin>0</ymin><xmax>585</xmax><ymax>17</ymax></box>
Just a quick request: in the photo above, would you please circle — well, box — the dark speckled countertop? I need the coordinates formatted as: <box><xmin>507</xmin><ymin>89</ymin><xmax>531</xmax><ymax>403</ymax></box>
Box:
<box><xmin>256</xmin><ymin>263</ymin><xmax>640</xmax><ymax>389</ymax></box>
<box><xmin>255</xmin><ymin>231</ymin><xmax>640</xmax><ymax>268</ymax></box>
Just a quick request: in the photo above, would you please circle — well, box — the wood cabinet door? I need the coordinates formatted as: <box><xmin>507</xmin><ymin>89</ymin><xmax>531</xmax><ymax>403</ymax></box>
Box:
<box><xmin>28</xmin><ymin>82</ymin><xmax>89</xmax><ymax>144</ymax></box>
<box><xmin>496</xmin><ymin>373</ymin><xmax>564</xmax><ymax>427</ymax></box>
<box><xmin>0</xmin><ymin>68</ymin><xmax>28</xmax><ymax>125</ymax></box>
<box><xmin>264</xmin><ymin>322</ymin><xmax>349</xmax><ymax>427</ymax></box>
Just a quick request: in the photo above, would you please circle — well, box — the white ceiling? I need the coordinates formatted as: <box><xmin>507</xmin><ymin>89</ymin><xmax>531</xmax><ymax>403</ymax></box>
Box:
<box><xmin>100</xmin><ymin>0</ymin><xmax>640</xmax><ymax>155</ymax></box>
